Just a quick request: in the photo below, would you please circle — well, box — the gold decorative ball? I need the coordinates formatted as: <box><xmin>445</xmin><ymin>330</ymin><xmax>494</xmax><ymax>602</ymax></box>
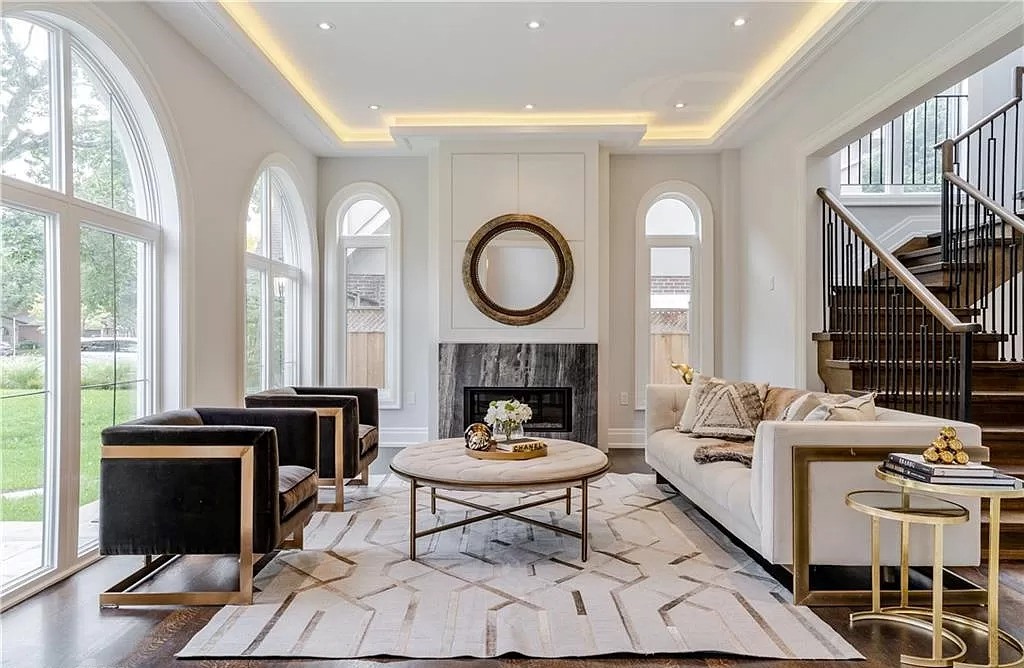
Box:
<box><xmin>948</xmin><ymin>438</ymin><xmax>963</xmax><ymax>452</ymax></box>
<box><xmin>954</xmin><ymin>451</ymin><xmax>970</xmax><ymax>465</ymax></box>
<box><xmin>923</xmin><ymin>447</ymin><xmax>940</xmax><ymax>463</ymax></box>
<box><xmin>939</xmin><ymin>450</ymin><xmax>955</xmax><ymax>464</ymax></box>
<box><xmin>464</xmin><ymin>423</ymin><xmax>493</xmax><ymax>451</ymax></box>
<box><xmin>932</xmin><ymin>438</ymin><xmax>949</xmax><ymax>451</ymax></box>
<box><xmin>940</xmin><ymin>426</ymin><xmax>958</xmax><ymax>440</ymax></box>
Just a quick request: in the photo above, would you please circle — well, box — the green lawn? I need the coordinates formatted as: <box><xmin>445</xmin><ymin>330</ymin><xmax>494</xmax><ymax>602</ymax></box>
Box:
<box><xmin>1</xmin><ymin>388</ymin><xmax>137</xmax><ymax>521</ymax></box>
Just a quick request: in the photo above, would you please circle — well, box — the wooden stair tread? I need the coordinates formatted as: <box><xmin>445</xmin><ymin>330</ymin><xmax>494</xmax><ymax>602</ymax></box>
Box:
<box><xmin>825</xmin><ymin>359</ymin><xmax>1024</xmax><ymax>370</ymax></box>
<box><xmin>813</xmin><ymin>331</ymin><xmax>1006</xmax><ymax>342</ymax></box>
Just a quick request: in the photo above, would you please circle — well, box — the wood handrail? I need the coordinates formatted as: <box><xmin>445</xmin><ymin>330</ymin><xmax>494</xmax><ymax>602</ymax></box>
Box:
<box><xmin>816</xmin><ymin>187</ymin><xmax>981</xmax><ymax>334</ymax></box>
<box><xmin>937</xmin><ymin>65</ymin><xmax>1023</xmax><ymax>148</ymax></box>
<box><xmin>944</xmin><ymin>172</ymin><xmax>1024</xmax><ymax>235</ymax></box>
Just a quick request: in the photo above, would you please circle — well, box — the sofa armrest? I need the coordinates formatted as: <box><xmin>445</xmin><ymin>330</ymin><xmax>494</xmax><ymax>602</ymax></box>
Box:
<box><xmin>645</xmin><ymin>384</ymin><xmax>691</xmax><ymax>437</ymax></box>
<box><xmin>750</xmin><ymin>418</ymin><xmax>986</xmax><ymax>565</ymax></box>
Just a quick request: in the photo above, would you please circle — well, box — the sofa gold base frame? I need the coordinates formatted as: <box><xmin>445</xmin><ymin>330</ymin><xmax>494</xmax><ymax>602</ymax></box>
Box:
<box><xmin>98</xmin><ymin>444</ymin><xmax>307</xmax><ymax>608</ymax></box>
<box><xmin>791</xmin><ymin>444</ymin><xmax>987</xmax><ymax>607</ymax></box>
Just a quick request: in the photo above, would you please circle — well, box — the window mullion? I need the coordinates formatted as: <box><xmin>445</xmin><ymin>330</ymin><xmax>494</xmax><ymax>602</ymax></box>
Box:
<box><xmin>261</xmin><ymin>268</ymin><xmax>272</xmax><ymax>389</ymax></box>
<box><xmin>58</xmin><ymin>27</ymin><xmax>73</xmax><ymax>197</ymax></box>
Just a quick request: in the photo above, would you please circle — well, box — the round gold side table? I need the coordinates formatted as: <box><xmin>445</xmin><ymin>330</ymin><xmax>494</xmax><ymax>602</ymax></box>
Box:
<box><xmin>846</xmin><ymin>489</ymin><xmax>970</xmax><ymax>667</ymax></box>
<box><xmin>876</xmin><ymin>466</ymin><xmax>1024</xmax><ymax>668</ymax></box>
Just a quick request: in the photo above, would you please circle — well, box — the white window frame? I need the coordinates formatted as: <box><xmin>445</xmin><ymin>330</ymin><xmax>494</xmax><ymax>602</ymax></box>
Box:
<box><xmin>634</xmin><ymin>182</ymin><xmax>715</xmax><ymax>410</ymax></box>
<box><xmin>0</xmin><ymin>10</ymin><xmax>172</xmax><ymax>610</ymax></box>
<box><xmin>243</xmin><ymin>165</ymin><xmax>308</xmax><ymax>392</ymax></box>
<box><xmin>323</xmin><ymin>183</ymin><xmax>402</xmax><ymax>409</ymax></box>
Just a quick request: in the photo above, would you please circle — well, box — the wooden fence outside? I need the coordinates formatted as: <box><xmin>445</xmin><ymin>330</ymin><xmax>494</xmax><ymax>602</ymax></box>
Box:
<box><xmin>650</xmin><ymin>333</ymin><xmax>690</xmax><ymax>385</ymax></box>
<box><xmin>346</xmin><ymin>332</ymin><xmax>385</xmax><ymax>387</ymax></box>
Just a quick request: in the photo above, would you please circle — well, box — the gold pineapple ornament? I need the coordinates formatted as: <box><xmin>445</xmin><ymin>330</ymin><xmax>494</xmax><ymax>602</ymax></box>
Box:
<box><xmin>923</xmin><ymin>426</ymin><xmax>970</xmax><ymax>465</ymax></box>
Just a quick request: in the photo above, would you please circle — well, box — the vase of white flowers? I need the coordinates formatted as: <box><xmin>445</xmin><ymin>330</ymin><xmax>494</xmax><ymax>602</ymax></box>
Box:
<box><xmin>483</xmin><ymin>398</ymin><xmax>533</xmax><ymax>442</ymax></box>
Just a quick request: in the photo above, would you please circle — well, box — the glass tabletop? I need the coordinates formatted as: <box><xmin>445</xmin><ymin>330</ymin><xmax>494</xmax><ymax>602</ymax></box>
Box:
<box><xmin>845</xmin><ymin>490</ymin><xmax>969</xmax><ymax>525</ymax></box>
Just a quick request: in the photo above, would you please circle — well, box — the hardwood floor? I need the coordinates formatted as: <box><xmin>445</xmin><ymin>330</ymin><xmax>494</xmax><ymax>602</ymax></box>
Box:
<box><xmin>3</xmin><ymin>450</ymin><xmax>1024</xmax><ymax>668</ymax></box>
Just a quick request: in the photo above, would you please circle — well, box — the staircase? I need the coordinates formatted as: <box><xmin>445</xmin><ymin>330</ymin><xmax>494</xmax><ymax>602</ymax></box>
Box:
<box><xmin>815</xmin><ymin>66</ymin><xmax>1024</xmax><ymax>557</ymax></box>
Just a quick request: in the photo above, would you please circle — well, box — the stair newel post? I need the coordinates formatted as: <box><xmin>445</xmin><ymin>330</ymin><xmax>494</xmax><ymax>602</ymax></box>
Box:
<box><xmin>821</xmin><ymin>199</ymin><xmax>828</xmax><ymax>333</ymax></box>
<box><xmin>941</xmin><ymin>140</ymin><xmax>954</xmax><ymax>263</ymax></box>
<box><xmin>959</xmin><ymin>331</ymin><xmax>973</xmax><ymax>422</ymax></box>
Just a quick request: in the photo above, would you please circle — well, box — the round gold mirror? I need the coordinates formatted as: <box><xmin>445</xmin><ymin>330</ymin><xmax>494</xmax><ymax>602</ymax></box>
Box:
<box><xmin>462</xmin><ymin>214</ymin><xmax>574</xmax><ymax>326</ymax></box>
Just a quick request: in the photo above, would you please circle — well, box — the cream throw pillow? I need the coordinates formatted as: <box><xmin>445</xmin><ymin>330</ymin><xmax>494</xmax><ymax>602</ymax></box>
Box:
<box><xmin>781</xmin><ymin>393</ymin><xmax>822</xmax><ymax>421</ymax></box>
<box><xmin>676</xmin><ymin>374</ymin><xmax>719</xmax><ymax>433</ymax></box>
<box><xmin>803</xmin><ymin>393</ymin><xmax>877</xmax><ymax>422</ymax></box>
<box><xmin>691</xmin><ymin>380</ymin><xmax>766</xmax><ymax>440</ymax></box>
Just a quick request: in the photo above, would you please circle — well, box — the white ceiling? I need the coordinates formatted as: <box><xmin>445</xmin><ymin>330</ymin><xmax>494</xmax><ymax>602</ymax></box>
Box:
<box><xmin>155</xmin><ymin>1</ymin><xmax>850</xmax><ymax>153</ymax></box>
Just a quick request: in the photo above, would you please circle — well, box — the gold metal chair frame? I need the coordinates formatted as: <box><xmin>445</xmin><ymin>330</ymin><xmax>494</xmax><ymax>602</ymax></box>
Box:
<box><xmin>791</xmin><ymin>444</ymin><xmax>986</xmax><ymax>607</ymax></box>
<box><xmin>99</xmin><ymin>444</ymin><xmax>256</xmax><ymax>607</ymax></box>
<box><xmin>99</xmin><ymin>443</ymin><xmax>308</xmax><ymax>608</ymax></box>
<box><xmin>312</xmin><ymin>406</ymin><xmax>370</xmax><ymax>512</ymax></box>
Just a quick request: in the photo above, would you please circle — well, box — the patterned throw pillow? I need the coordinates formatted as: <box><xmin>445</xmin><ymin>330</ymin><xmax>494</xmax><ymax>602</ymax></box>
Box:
<box><xmin>803</xmin><ymin>393</ymin><xmax>877</xmax><ymax>421</ymax></box>
<box><xmin>675</xmin><ymin>373</ymin><xmax>720</xmax><ymax>433</ymax></box>
<box><xmin>691</xmin><ymin>380</ymin><xmax>766</xmax><ymax>439</ymax></box>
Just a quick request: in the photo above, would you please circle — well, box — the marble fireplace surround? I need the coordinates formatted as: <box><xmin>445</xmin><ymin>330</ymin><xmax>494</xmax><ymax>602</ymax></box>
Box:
<box><xmin>438</xmin><ymin>343</ymin><xmax>598</xmax><ymax>445</ymax></box>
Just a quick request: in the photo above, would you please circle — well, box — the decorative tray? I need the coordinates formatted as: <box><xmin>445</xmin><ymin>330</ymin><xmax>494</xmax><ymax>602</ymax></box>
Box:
<box><xmin>465</xmin><ymin>443</ymin><xmax>548</xmax><ymax>461</ymax></box>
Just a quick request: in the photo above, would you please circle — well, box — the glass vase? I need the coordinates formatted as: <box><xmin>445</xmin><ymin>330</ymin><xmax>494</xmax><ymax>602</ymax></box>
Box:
<box><xmin>502</xmin><ymin>422</ymin><xmax>525</xmax><ymax>441</ymax></box>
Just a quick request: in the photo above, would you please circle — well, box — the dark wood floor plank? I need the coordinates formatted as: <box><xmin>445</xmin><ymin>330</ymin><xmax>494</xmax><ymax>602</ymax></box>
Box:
<box><xmin>3</xmin><ymin>450</ymin><xmax>1024</xmax><ymax>668</ymax></box>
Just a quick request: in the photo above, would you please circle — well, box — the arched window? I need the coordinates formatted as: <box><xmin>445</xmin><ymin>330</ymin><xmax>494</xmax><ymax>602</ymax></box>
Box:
<box><xmin>324</xmin><ymin>183</ymin><xmax>401</xmax><ymax>409</ymax></box>
<box><xmin>635</xmin><ymin>182</ymin><xmax>714</xmax><ymax>409</ymax></box>
<box><xmin>244</xmin><ymin>166</ymin><xmax>305</xmax><ymax>393</ymax></box>
<box><xmin>0</xmin><ymin>11</ymin><xmax>178</xmax><ymax>601</ymax></box>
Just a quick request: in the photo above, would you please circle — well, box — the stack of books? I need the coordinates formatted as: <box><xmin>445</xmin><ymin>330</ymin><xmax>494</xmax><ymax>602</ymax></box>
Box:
<box><xmin>495</xmin><ymin>438</ymin><xmax>546</xmax><ymax>453</ymax></box>
<box><xmin>883</xmin><ymin>453</ymin><xmax>1022</xmax><ymax>488</ymax></box>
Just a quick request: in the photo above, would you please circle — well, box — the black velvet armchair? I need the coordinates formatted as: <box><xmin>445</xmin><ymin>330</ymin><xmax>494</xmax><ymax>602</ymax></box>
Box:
<box><xmin>245</xmin><ymin>386</ymin><xmax>379</xmax><ymax>510</ymax></box>
<box><xmin>98</xmin><ymin>407</ymin><xmax>319</xmax><ymax>607</ymax></box>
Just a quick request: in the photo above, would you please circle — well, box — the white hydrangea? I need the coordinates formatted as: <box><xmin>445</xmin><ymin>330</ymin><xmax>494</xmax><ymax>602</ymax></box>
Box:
<box><xmin>484</xmin><ymin>399</ymin><xmax>532</xmax><ymax>431</ymax></box>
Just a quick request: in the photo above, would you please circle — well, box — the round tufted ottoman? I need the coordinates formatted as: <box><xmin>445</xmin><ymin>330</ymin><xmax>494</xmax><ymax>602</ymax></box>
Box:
<box><xmin>391</xmin><ymin>438</ymin><xmax>609</xmax><ymax>561</ymax></box>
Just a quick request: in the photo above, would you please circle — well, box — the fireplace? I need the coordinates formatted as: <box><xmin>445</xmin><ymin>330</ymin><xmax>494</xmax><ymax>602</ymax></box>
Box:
<box><xmin>463</xmin><ymin>387</ymin><xmax>573</xmax><ymax>433</ymax></box>
<box><xmin>439</xmin><ymin>343</ymin><xmax>597</xmax><ymax>445</ymax></box>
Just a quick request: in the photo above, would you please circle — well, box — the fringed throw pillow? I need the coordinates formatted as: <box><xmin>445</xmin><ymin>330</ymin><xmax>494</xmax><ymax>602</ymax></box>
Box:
<box><xmin>691</xmin><ymin>380</ymin><xmax>766</xmax><ymax>439</ymax></box>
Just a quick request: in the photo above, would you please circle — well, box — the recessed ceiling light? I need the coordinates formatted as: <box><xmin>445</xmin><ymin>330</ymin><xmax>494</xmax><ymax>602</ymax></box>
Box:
<box><xmin>732</xmin><ymin>17</ymin><xmax>747</xmax><ymax>27</ymax></box>
<box><xmin>524</xmin><ymin>104</ymin><xmax>535</xmax><ymax>110</ymax></box>
<box><xmin>526</xmin><ymin>20</ymin><xmax>542</xmax><ymax>30</ymax></box>
<box><xmin>674</xmin><ymin>102</ymin><xmax>686</xmax><ymax>109</ymax></box>
<box><xmin>368</xmin><ymin>104</ymin><xmax>380</xmax><ymax>111</ymax></box>
<box><xmin>318</xmin><ymin>21</ymin><xmax>334</xmax><ymax>30</ymax></box>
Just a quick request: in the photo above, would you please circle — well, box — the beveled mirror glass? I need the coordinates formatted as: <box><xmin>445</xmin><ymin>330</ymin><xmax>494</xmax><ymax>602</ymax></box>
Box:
<box><xmin>462</xmin><ymin>214</ymin><xmax>574</xmax><ymax>326</ymax></box>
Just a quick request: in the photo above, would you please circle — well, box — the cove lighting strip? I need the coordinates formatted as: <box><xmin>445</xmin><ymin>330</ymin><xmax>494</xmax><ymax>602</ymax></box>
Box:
<box><xmin>219</xmin><ymin>0</ymin><xmax>847</xmax><ymax>146</ymax></box>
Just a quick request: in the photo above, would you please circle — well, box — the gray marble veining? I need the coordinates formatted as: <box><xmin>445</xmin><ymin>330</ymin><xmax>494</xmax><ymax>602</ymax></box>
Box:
<box><xmin>439</xmin><ymin>343</ymin><xmax>598</xmax><ymax>445</ymax></box>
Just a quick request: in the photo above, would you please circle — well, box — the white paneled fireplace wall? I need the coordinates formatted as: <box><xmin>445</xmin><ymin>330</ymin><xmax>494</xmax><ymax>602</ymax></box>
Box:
<box><xmin>428</xmin><ymin>140</ymin><xmax>605</xmax><ymax>446</ymax></box>
<box><xmin>434</xmin><ymin>140</ymin><xmax>601</xmax><ymax>343</ymax></box>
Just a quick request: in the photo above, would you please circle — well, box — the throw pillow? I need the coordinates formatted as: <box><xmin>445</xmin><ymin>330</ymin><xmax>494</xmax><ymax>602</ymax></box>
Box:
<box><xmin>827</xmin><ymin>393</ymin><xmax>877</xmax><ymax>421</ymax></box>
<box><xmin>763</xmin><ymin>387</ymin><xmax>809</xmax><ymax>421</ymax></box>
<box><xmin>675</xmin><ymin>373</ymin><xmax>719</xmax><ymax>432</ymax></box>
<box><xmin>802</xmin><ymin>393</ymin><xmax>877</xmax><ymax>422</ymax></box>
<box><xmin>691</xmin><ymin>380</ymin><xmax>766</xmax><ymax>439</ymax></box>
<box><xmin>781</xmin><ymin>392</ymin><xmax>822</xmax><ymax>421</ymax></box>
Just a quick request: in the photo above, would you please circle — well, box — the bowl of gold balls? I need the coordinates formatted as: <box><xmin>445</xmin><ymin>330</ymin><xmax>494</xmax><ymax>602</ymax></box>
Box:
<box><xmin>923</xmin><ymin>426</ymin><xmax>970</xmax><ymax>465</ymax></box>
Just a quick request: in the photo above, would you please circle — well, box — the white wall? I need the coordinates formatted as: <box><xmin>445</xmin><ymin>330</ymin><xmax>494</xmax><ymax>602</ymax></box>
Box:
<box><xmin>81</xmin><ymin>2</ymin><xmax>320</xmax><ymax>407</ymax></box>
<box><xmin>606</xmin><ymin>153</ymin><xmax>722</xmax><ymax>440</ymax></box>
<box><xmin>435</xmin><ymin>141</ymin><xmax>601</xmax><ymax>343</ymax></box>
<box><xmin>318</xmin><ymin>156</ymin><xmax>430</xmax><ymax>442</ymax></box>
<box><xmin>732</xmin><ymin>1</ymin><xmax>1022</xmax><ymax>389</ymax></box>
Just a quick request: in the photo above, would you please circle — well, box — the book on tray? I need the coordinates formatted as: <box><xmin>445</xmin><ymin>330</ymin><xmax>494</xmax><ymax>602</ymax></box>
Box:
<box><xmin>884</xmin><ymin>453</ymin><xmax>1021</xmax><ymax>488</ymax></box>
<box><xmin>494</xmin><ymin>438</ymin><xmax>546</xmax><ymax>453</ymax></box>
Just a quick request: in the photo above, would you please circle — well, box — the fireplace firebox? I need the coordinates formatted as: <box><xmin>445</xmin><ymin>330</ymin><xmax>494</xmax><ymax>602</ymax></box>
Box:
<box><xmin>463</xmin><ymin>387</ymin><xmax>573</xmax><ymax>433</ymax></box>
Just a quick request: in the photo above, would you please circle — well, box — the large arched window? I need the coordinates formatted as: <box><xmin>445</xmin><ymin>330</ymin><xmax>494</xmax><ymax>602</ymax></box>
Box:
<box><xmin>244</xmin><ymin>166</ymin><xmax>305</xmax><ymax>393</ymax></box>
<box><xmin>635</xmin><ymin>182</ymin><xmax>715</xmax><ymax>409</ymax></box>
<box><xmin>0</xmin><ymin>11</ymin><xmax>178</xmax><ymax>604</ymax></box>
<box><xmin>324</xmin><ymin>183</ymin><xmax>402</xmax><ymax>409</ymax></box>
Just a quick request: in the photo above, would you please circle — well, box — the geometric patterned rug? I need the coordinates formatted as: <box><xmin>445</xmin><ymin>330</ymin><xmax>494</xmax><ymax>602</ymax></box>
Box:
<box><xmin>178</xmin><ymin>473</ymin><xmax>861</xmax><ymax>659</ymax></box>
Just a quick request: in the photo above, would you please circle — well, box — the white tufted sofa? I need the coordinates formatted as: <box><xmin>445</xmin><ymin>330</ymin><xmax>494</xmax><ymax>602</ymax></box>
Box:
<box><xmin>645</xmin><ymin>384</ymin><xmax>987</xmax><ymax>569</ymax></box>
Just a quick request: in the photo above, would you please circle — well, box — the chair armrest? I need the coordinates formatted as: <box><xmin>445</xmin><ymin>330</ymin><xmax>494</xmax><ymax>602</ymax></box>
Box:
<box><xmin>196</xmin><ymin>407</ymin><xmax>318</xmax><ymax>471</ymax></box>
<box><xmin>294</xmin><ymin>387</ymin><xmax>379</xmax><ymax>426</ymax></box>
<box><xmin>99</xmin><ymin>424</ymin><xmax>279</xmax><ymax>554</ymax></box>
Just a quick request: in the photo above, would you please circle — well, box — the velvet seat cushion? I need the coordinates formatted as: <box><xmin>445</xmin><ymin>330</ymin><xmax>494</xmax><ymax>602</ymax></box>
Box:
<box><xmin>278</xmin><ymin>465</ymin><xmax>317</xmax><ymax>518</ymax></box>
<box><xmin>358</xmin><ymin>424</ymin><xmax>379</xmax><ymax>456</ymax></box>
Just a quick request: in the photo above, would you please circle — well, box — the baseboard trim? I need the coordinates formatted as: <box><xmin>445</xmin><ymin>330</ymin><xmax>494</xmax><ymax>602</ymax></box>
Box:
<box><xmin>379</xmin><ymin>427</ymin><xmax>429</xmax><ymax>448</ymax></box>
<box><xmin>607</xmin><ymin>428</ymin><xmax>645</xmax><ymax>449</ymax></box>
